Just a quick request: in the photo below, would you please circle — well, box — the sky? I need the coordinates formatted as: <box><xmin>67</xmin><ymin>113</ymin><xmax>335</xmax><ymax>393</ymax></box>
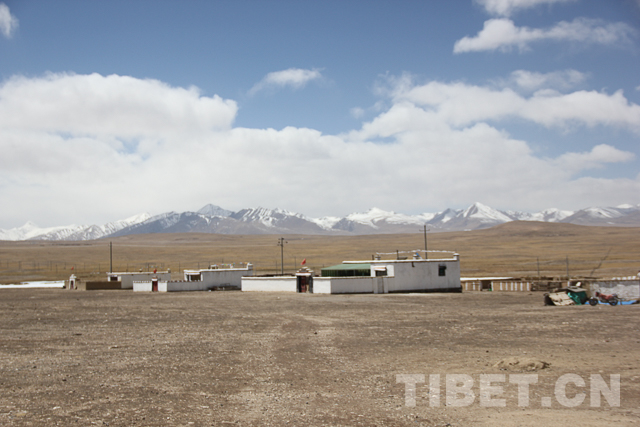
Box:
<box><xmin>1</xmin><ymin>0</ymin><xmax>639</xmax><ymax>229</ymax></box>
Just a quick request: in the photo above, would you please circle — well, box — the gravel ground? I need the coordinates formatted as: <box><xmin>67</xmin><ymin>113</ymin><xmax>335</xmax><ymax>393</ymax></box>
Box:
<box><xmin>0</xmin><ymin>289</ymin><xmax>639</xmax><ymax>426</ymax></box>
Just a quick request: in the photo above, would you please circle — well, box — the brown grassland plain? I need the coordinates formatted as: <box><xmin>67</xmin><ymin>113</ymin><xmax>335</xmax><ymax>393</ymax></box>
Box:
<box><xmin>1</xmin><ymin>221</ymin><xmax>639</xmax><ymax>284</ymax></box>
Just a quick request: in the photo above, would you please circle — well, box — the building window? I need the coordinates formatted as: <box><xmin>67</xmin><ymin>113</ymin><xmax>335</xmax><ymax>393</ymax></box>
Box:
<box><xmin>374</xmin><ymin>267</ymin><xmax>387</xmax><ymax>277</ymax></box>
<box><xmin>438</xmin><ymin>265</ymin><xmax>447</xmax><ymax>276</ymax></box>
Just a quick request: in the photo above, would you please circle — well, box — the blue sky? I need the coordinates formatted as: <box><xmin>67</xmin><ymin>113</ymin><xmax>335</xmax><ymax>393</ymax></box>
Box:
<box><xmin>0</xmin><ymin>0</ymin><xmax>639</xmax><ymax>228</ymax></box>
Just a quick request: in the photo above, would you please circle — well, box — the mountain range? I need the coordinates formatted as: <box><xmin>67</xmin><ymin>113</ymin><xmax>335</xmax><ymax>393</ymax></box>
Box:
<box><xmin>1</xmin><ymin>202</ymin><xmax>639</xmax><ymax>241</ymax></box>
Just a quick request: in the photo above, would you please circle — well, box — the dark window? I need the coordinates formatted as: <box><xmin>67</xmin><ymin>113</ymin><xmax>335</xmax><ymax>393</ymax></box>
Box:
<box><xmin>438</xmin><ymin>265</ymin><xmax>447</xmax><ymax>276</ymax></box>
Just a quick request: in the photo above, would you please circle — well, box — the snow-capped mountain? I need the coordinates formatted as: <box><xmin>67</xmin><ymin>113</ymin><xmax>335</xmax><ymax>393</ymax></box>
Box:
<box><xmin>507</xmin><ymin>208</ymin><xmax>574</xmax><ymax>223</ymax></box>
<box><xmin>197</xmin><ymin>204</ymin><xmax>233</xmax><ymax>217</ymax></box>
<box><xmin>0</xmin><ymin>213</ymin><xmax>151</xmax><ymax>241</ymax></box>
<box><xmin>229</xmin><ymin>207</ymin><xmax>326</xmax><ymax>234</ymax></box>
<box><xmin>1</xmin><ymin>203</ymin><xmax>639</xmax><ymax>241</ymax></box>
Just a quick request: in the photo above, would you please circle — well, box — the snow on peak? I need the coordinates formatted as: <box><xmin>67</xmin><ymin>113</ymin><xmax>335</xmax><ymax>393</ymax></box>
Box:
<box><xmin>346</xmin><ymin>207</ymin><xmax>394</xmax><ymax>227</ymax></box>
<box><xmin>461</xmin><ymin>202</ymin><xmax>512</xmax><ymax>222</ymax></box>
<box><xmin>510</xmin><ymin>208</ymin><xmax>574</xmax><ymax>222</ymax></box>
<box><xmin>345</xmin><ymin>207</ymin><xmax>426</xmax><ymax>227</ymax></box>
<box><xmin>310</xmin><ymin>216</ymin><xmax>342</xmax><ymax>229</ymax></box>
<box><xmin>537</xmin><ymin>208</ymin><xmax>573</xmax><ymax>222</ymax></box>
<box><xmin>21</xmin><ymin>221</ymin><xmax>40</xmax><ymax>231</ymax></box>
<box><xmin>123</xmin><ymin>212</ymin><xmax>152</xmax><ymax>224</ymax></box>
<box><xmin>197</xmin><ymin>204</ymin><xmax>232</xmax><ymax>217</ymax></box>
<box><xmin>233</xmin><ymin>207</ymin><xmax>306</xmax><ymax>228</ymax></box>
<box><xmin>582</xmin><ymin>207</ymin><xmax>623</xmax><ymax>219</ymax></box>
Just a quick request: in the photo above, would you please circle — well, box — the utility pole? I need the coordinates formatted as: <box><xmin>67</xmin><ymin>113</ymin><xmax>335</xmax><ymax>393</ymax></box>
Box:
<box><xmin>109</xmin><ymin>241</ymin><xmax>113</xmax><ymax>273</ymax></box>
<box><xmin>421</xmin><ymin>225</ymin><xmax>429</xmax><ymax>259</ymax></box>
<box><xmin>278</xmin><ymin>237</ymin><xmax>287</xmax><ymax>275</ymax></box>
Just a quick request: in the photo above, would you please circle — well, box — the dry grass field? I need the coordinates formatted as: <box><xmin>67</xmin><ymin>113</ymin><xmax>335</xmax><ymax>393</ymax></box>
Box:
<box><xmin>1</xmin><ymin>221</ymin><xmax>639</xmax><ymax>284</ymax></box>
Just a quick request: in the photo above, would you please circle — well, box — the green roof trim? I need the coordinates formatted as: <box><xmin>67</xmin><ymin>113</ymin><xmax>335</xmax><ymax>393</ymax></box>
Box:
<box><xmin>321</xmin><ymin>263</ymin><xmax>371</xmax><ymax>277</ymax></box>
<box><xmin>322</xmin><ymin>263</ymin><xmax>371</xmax><ymax>270</ymax></box>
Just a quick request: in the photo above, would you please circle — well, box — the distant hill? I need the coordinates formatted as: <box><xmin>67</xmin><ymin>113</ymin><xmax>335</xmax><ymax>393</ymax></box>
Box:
<box><xmin>1</xmin><ymin>202</ymin><xmax>639</xmax><ymax>241</ymax></box>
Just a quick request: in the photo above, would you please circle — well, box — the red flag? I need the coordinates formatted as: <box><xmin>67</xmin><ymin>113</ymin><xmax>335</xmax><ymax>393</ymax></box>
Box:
<box><xmin>301</xmin><ymin>258</ymin><xmax>306</xmax><ymax>265</ymax></box>
<box><xmin>153</xmin><ymin>268</ymin><xmax>157</xmax><ymax>274</ymax></box>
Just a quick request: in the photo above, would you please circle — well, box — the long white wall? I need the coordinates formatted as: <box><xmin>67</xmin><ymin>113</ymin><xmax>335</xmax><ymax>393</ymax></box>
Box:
<box><xmin>313</xmin><ymin>277</ymin><xmax>394</xmax><ymax>294</ymax></box>
<box><xmin>109</xmin><ymin>272</ymin><xmax>171</xmax><ymax>289</ymax></box>
<box><xmin>242</xmin><ymin>277</ymin><xmax>297</xmax><ymax>292</ymax></box>
<box><xmin>590</xmin><ymin>280</ymin><xmax>640</xmax><ymax>299</ymax></box>
<box><xmin>197</xmin><ymin>269</ymin><xmax>250</xmax><ymax>288</ymax></box>
<box><xmin>133</xmin><ymin>266</ymin><xmax>253</xmax><ymax>292</ymax></box>
<box><xmin>133</xmin><ymin>281</ymin><xmax>153</xmax><ymax>292</ymax></box>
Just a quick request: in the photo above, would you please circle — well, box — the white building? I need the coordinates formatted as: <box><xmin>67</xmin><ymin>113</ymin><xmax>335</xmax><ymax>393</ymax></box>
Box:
<box><xmin>242</xmin><ymin>254</ymin><xmax>461</xmax><ymax>294</ymax></box>
<box><xmin>106</xmin><ymin>271</ymin><xmax>172</xmax><ymax>289</ymax></box>
<box><xmin>134</xmin><ymin>263</ymin><xmax>253</xmax><ymax>292</ymax></box>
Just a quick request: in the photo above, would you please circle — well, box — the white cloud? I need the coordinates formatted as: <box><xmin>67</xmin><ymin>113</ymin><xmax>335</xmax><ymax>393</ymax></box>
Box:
<box><xmin>350</xmin><ymin>107</ymin><xmax>365</xmax><ymax>119</ymax></box>
<box><xmin>475</xmin><ymin>0</ymin><xmax>575</xmax><ymax>17</ymax></box>
<box><xmin>248</xmin><ymin>68</ymin><xmax>322</xmax><ymax>95</ymax></box>
<box><xmin>0</xmin><ymin>3</ymin><xmax>18</xmax><ymax>38</ymax></box>
<box><xmin>507</xmin><ymin>69</ymin><xmax>587</xmax><ymax>92</ymax></box>
<box><xmin>555</xmin><ymin>144</ymin><xmax>635</xmax><ymax>174</ymax></box>
<box><xmin>0</xmin><ymin>73</ymin><xmax>237</xmax><ymax>136</ymax></box>
<box><xmin>384</xmin><ymin>78</ymin><xmax>640</xmax><ymax>131</ymax></box>
<box><xmin>0</xmin><ymin>72</ymin><xmax>638</xmax><ymax>228</ymax></box>
<box><xmin>454</xmin><ymin>18</ymin><xmax>637</xmax><ymax>53</ymax></box>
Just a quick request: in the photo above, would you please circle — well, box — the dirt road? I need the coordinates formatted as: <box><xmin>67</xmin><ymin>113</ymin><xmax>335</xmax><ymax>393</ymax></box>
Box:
<box><xmin>1</xmin><ymin>289</ymin><xmax>638</xmax><ymax>426</ymax></box>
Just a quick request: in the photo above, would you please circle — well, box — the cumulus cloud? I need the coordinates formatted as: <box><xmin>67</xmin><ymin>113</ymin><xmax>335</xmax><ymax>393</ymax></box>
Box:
<box><xmin>506</xmin><ymin>69</ymin><xmax>587</xmax><ymax>92</ymax></box>
<box><xmin>0</xmin><ymin>72</ymin><xmax>638</xmax><ymax>228</ymax></box>
<box><xmin>555</xmin><ymin>144</ymin><xmax>635</xmax><ymax>174</ymax></box>
<box><xmin>248</xmin><ymin>68</ymin><xmax>322</xmax><ymax>95</ymax></box>
<box><xmin>0</xmin><ymin>73</ymin><xmax>238</xmax><ymax>137</ymax></box>
<box><xmin>475</xmin><ymin>0</ymin><xmax>576</xmax><ymax>17</ymax></box>
<box><xmin>0</xmin><ymin>3</ymin><xmax>18</xmax><ymax>38</ymax></box>
<box><xmin>384</xmin><ymin>78</ymin><xmax>640</xmax><ymax>131</ymax></box>
<box><xmin>454</xmin><ymin>18</ymin><xmax>637</xmax><ymax>53</ymax></box>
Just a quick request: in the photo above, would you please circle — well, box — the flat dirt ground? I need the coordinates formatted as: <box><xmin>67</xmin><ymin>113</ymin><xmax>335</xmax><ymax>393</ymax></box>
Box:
<box><xmin>1</xmin><ymin>289</ymin><xmax>639</xmax><ymax>426</ymax></box>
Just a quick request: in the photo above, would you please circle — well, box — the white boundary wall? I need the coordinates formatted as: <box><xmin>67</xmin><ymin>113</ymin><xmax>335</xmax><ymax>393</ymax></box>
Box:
<box><xmin>242</xmin><ymin>277</ymin><xmax>297</xmax><ymax>292</ymax></box>
<box><xmin>108</xmin><ymin>272</ymin><xmax>171</xmax><ymax>289</ymax></box>
<box><xmin>183</xmin><ymin>267</ymin><xmax>253</xmax><ymax>289</ymax></box>
<box><xmin>134</xmin><ymin>265</ymin><xmax>253</xmax><ymax>292</ymax></box>
<box><xmin>590</xmin><ymin>280</ymin><xmax>640</xmax><ymax>299</ymax></box>
<box><xmin>492</xmin><ymin>281</ymin><xmax>533</xmax><ymax>292</ymax></box>
<box><xmin>312</xmin><ymin>277</ymin><xmax>393</xmax><ymax>294</ymax></box>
